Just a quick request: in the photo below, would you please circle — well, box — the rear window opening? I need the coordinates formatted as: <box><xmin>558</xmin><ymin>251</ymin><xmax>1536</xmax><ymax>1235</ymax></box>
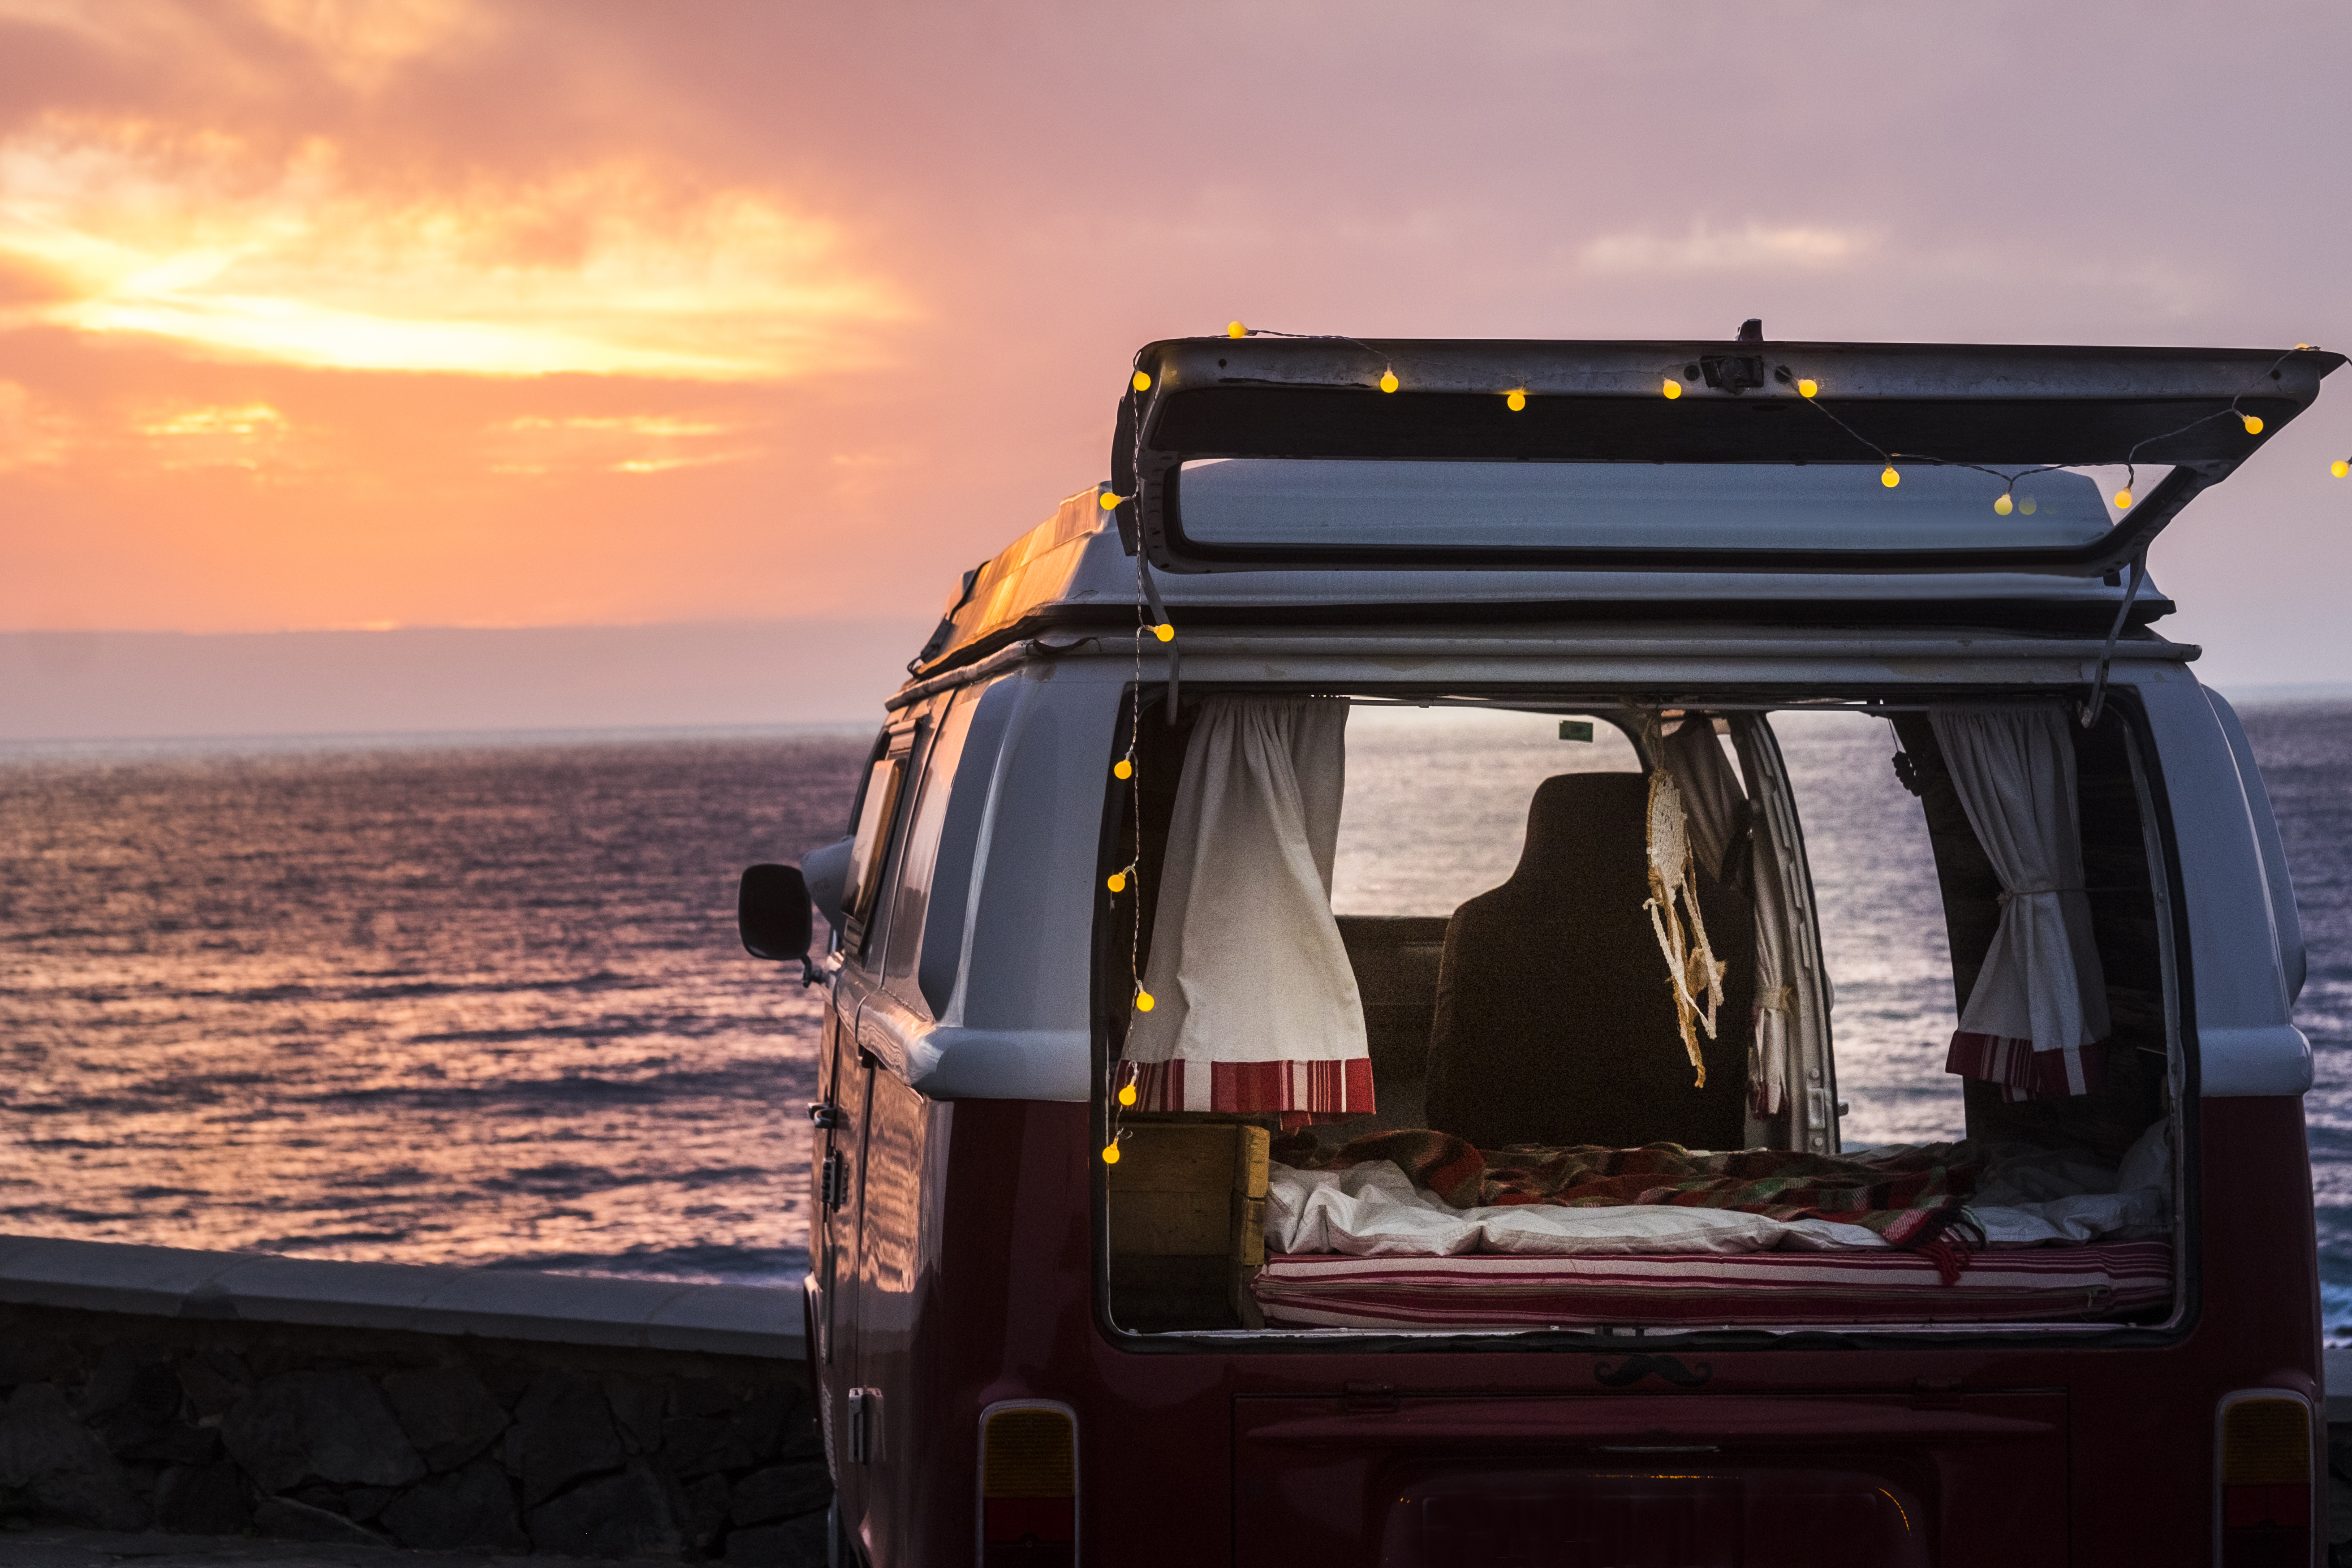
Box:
<box><xmin>1096</xmin><ymin>691</ymin><xmax>2182</xmax><ymax>1342</ymax></box>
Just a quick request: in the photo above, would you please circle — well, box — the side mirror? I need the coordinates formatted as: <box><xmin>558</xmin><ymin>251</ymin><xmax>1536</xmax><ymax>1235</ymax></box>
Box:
<box><xmin>739</xmin><ymin>863</ymin><xmax>816</xmax><ymax>981</ymax></box>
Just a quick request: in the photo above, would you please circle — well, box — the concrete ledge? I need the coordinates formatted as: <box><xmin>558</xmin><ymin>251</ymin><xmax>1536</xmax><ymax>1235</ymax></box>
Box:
<box><xmin>0</xmin><ymin>1235</ymin><xmax>805</xmax><ymax>1362</ymax></box>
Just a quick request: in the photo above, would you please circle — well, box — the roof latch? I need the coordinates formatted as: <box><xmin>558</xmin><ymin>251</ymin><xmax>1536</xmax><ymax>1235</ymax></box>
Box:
<box><xmin>1698</xmin><ymin>354</ymin><xmax>1766</xmax><ymax>394</ymax></box>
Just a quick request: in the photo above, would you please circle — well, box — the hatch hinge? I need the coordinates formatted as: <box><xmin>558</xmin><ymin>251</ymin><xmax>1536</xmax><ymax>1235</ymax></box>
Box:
<box><xmin>2079</xmin><ymin>548</ymin><xmax>2149</xmax><ymax>729</ymax></box>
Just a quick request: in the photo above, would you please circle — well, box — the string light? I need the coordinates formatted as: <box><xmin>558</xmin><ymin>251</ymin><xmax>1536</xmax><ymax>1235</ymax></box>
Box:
<box><xmin>2241</xmin><ymin>413</ymin><xmax>2263</xmax><ymax>435</ymax></box>
<box><xmin>2334</xmin><ymin>460</ymin><xmax>2349</xmax><ymax>478</ymax></box>
<box><xmin>1228</xmin><ymin>320</ymin><xmax>1247</xmax><ymax>338</ymax></box>
<box><xmin>1662</xmin><ymin>379</ymin><xmax>1683</xmax><ymax>400</ymax></box>
<box><xmin>1133</xmin><ymin>370</ymin><xmax>1152</xmax><ymax>392</ymax></box>
<box><xmin>1505</xmin><ymin>390</ymin><xmax>1526</xmax><ymax>412</ymax></box>
<box><xmin>1102</xmin><ymin>1142</ymin><xmax>1121</xmax><ymax>1165</ymax></box>
<box><xmin>1994</xmin><ymin>492</ymin><xmax>2014</xmax><ymax>515</ymax></box>
<box><xmin>1796</xmin><ymin>378</ymin><xmax>1818</xmax><ymax>399</ymax></box>
<box><xmin>2114</xmin><ymin>484</ymin><xmax>2134</xmax><ymax>509</ymax></box>
<box><xmin>1881</xmin><ymin>465</ymin><xmax>1900</xmax><ymax>488</ymax></box>
<box><xmin>1379</xmin><ymin>369</ymin><xmax>1400</xmax><ymax>393</ymax></box>
<box><xmin>1106</xmin><ymin>872</ymin><xmax>1126</xmax><ymax>893</ymax></box>
<box><xmin>1112</xmin><ymin>758</ymin><xmax>1132</xmax><ymax>780</ymax></box>
<box><xmin>1118</xmin><ymin>1083</ymin><xmax>1138</xmax><ymax>1107</ymax></box>
<box><xmin>1153</xmin><ymin>623</ymin><xmax>1175</xmax><ymax>642</ymax></box>
<box><xmin>1098</xmin><ymin>491</ymin><xmax>1124</xmax><ymax>511</ymax></box>
<box><xmin>2020</xmin><ymin>495</ymin><xmax>2038</xmax><ymax>514</ymax></box>
<box><xmin>1135</xmin><ymin>989</ymin><xmax>1156</xmax><ymax>1012</ymax></box>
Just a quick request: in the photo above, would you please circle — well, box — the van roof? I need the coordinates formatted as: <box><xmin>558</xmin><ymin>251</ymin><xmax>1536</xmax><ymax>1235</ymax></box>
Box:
<box><xmin>906</xmin><ymin>335</ymin><xmax>2343</xmax><ymax>680</ymax></box>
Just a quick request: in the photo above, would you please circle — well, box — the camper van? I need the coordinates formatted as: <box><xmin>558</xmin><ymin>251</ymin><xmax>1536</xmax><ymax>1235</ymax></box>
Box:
<box><xmin>737</xmin><ymin>334</ymin><xmax>2337</xmax><ymax>1567</ymax></box>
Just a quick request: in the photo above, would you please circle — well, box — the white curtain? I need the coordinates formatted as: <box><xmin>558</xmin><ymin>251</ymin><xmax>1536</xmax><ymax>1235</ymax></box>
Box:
<box><xmin>1930</xmin><ymin>705</ymin><xmax>2112</xmax><ymax>1100</ymax></box>
<box><xmin>1125</xmin><ymin>696</ymin><xmax>1373</xmax><ymax>1125</ymax></box>
<box><xmin>1663</xmin><ymin>716</ymin><xmax>1788</xmax><ymax>1116</ymax></box>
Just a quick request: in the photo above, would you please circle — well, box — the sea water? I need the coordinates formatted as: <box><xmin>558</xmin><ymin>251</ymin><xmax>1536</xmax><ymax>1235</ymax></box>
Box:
<box><xmin>1</xmin><ymin>704</ymin><xmax>2345</xmax><ymax>1323</ymax></box>
<box><xmin>0</xmin><ymin>730</ymin><xmax>866</xmax><ymax>1285</ymax></box>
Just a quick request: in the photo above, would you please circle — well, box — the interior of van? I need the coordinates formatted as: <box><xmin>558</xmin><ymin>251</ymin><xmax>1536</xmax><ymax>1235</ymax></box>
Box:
<box><xmin>1098</xmin><ymin>693</ymin><xmax>2179</xmax><ymax>1337</ymax></box>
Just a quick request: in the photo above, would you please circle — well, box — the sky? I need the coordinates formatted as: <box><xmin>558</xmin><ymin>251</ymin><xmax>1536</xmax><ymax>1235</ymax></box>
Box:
<box><xmin>3</xmin><ymin>0</ymin><xmax>2351</xmax><ymax>735</ymax></box>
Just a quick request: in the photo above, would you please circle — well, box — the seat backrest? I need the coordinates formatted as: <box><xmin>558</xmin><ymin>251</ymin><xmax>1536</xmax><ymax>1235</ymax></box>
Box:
<box><xmin>1423</xmin><ymin>772</ymin><xmax>1752</xmax><ymax>1151</ymax></box>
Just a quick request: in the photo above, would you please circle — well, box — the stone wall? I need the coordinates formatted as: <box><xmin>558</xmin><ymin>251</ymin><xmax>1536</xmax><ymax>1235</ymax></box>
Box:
<box><xmin>0</xmin><ymin>1234</ymin><xmax>830</xmax><ymax>1565</ymax></box>
<box><xmin>0</xmin><ymin>1301</ymin><xmax>828</xmax><ymax>1563</ymax></box>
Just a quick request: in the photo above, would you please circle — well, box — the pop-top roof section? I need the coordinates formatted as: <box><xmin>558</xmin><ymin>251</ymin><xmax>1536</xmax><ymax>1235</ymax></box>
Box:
<box><xmin>1107</xmin><ymin>335</ymin><xmax>2343</xmax><ymax>575</ymax></box>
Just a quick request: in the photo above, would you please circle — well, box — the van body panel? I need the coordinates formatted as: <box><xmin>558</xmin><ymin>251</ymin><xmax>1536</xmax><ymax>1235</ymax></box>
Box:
<box><xmin>956</xmin><ymin>671</ymin><xmax>1124</xmax><ymax>1042</ymax></box>
<box><xmin>2132</xmin><ymin>677</ymin><xmax>2311</xmax><ymax>1096</ymax></box>
<box><xmin>1231</xmin><ymin>1390</ymin><xmax>2066</xmax><ymax>1566</ymax></box>
<box><xmin>2204</xmin><ymin>685</ymin><xmax>2307</xmax><ymax>1004</ymax></box>
<box><xmin>841</xmin><ymin>1071</ymin><xmax>945</xmax><ymax>1568</ymax></box>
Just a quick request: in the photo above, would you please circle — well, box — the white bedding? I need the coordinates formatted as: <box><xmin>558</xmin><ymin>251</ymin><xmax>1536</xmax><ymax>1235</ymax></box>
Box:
<box><xmin>1264</xmin><ymin>1122</ymin><xmax>2171</xmax><ymax>1259</ymax></box>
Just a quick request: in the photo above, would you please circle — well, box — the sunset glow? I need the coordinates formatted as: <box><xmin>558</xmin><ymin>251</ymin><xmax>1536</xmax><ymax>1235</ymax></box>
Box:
<box><xmin>1</xmin><ymin>122</ymin><xmax>902</xmax><ymax>379</ymax></box>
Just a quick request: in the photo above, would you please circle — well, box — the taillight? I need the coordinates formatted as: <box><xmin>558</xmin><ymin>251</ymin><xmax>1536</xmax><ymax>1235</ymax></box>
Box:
<box><xmin>979</xmin><ymin>1401</ymin><xmax>1077</xmax><ymax>1568</ymax></box>
<box><xmin>2216</xmin><ymin>1391</ymin><xmax>2312</xmax><ymax>1567</ymax></box>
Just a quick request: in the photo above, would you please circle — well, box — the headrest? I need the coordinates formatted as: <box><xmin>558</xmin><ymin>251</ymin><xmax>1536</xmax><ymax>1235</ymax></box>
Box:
<box><xmin>1506</xmin><ymin>772</ymin><xmax>1650</xmax><ymax>892</ymax></box>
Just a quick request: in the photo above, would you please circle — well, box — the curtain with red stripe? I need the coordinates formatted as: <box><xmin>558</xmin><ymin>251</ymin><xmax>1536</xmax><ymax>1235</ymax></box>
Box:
<box><xmin>1123</xmin><ymin>696</ymin><xmax>1374</xmax><ymax>1130</ymax></box>
<box><xmin>1931</xmin><ymin>706</ymin><xmax>2111</xmax><ymax>1102</ymax></box>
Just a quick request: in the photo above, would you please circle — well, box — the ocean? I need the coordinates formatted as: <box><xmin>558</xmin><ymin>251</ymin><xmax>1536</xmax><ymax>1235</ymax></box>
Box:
<box><xmin>2</xmin><ymin>703</ymin><xmax>2346</xmax><ymax>1328</ymax></box>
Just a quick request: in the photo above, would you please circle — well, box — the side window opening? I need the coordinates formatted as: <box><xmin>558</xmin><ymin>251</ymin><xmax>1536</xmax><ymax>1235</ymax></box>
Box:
<box><xmin>1098</xmin><ymin>690</ymin><xmax>2180</xmax><ymax>1340</ymax></box>
<box><xmin>842</xmin><ymin>719</ymin><xmax>922</xmax><ymax>961</ymax></box>
<box><xmin>916</xmin><ymin>678</ymin><xmax>1021</xmax><ymax>1018</ymax></box>
<box><xmin>882</xmin><ymin>690</ymin><xmax>978</xmax><ymax>1008</ymax></box>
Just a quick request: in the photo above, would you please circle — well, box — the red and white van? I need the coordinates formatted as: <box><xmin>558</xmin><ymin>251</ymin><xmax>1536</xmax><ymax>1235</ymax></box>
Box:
<box><xmin>740</xmin><ymin>334</ymin><xmax>2337</xmax><ymax>1566</ymax></box>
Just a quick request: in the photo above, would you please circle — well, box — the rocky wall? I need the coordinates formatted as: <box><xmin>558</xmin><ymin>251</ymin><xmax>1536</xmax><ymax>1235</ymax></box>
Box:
<box><xmin>0</xmin><ymin>1302</ymin><xmax>830</xmax><ymax>1564</ymax></box>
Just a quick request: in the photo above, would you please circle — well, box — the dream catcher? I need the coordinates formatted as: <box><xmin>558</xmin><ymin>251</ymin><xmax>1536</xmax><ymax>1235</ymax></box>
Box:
<box><xmin>1644</xmin><ymin>739</ymin><xmax>1726</xmax><ymax>1087</ymax></box>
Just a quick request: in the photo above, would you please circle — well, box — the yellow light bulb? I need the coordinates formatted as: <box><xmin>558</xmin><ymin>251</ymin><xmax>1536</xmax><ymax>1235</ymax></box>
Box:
<box><xmin>1505</xmin><ymin>390</ymin><xmax>1526</xmax><ymax>412</ymax></box>
<box><xmin>2113</xmin><ymin>488</ymin><xmax>2133</xmax><ymax>509</ymax></box>
<box><xmin>1796</xmin><ymin>378</ymin><xmax>1818</xmax><ymax>399</ymax></box>
<box><xmin>1102</xmin><ymin>1142</ymin><xmax>1121</xmax><ymax>1165</ymax></box>
<box><xmin>1994</xmin><ymin>492</ymin><xmax>2014</xmax><ymax>515</ymax></box>
<box><xmin>1112</xmin><ymin>758</ymin><xmax>1132</xmax><ymax>780</ymax></box>
<box><xmin>1135</xmin><ymin>990</ymin><xmax>1156</xmax><ymax>1012</ymax></box>
<box><xmin>2241</xmin><ymin>413</ymin><xmax>2262</xmax><ymax>435</ymax></box>
<box><xmin>1662</xmin><ymin>379</ymin><xmax>1683</xmax><ymax>400</ymax></box>
<box><xmin>1106</xmin><ymin>872</ymin><xmax>1126</xmax><ymax>893</ymax></box>
<box><xmin>1118</xmin><ymin>1084</ymin><xmax>1137</xmax><ymax>1107</ymax></box>
<box><xmin>1153</xmin><ymin>623</ymin><xmax>1174</xmax><ymax>642</ymax></box>
<box><xmin>1228</xmin><ymin>320</ymin><xmax>1246</xmax><ymax>339</ymax></box>
<box><xmin>1098</xmin><ymin>491</ymin><xmax>1121</xmax><ymax>511</ymax></box>
<box><xmin>1379</xmin><ymin>369</ymin><xmax>1399</xmax><ymax>393</ymax></box>
<box><xmin>1133</xmin><ymin>370</ymin><xmax>1152</xmax><ymax>392</ymax></box>
<box><xmin>1880</xmin><ymin>465</ymin><xmax>1900</xmax><ymax>489</ymax></box>
<box><xmin>2334</xmin><ymin>459</ymin><xmax>2350</xmax><ymax>478</ymax></box>
<box><xmin>2020</xmin><ymin>496</ymin><xmax>2038</xmax><ymax>515</ymax></box>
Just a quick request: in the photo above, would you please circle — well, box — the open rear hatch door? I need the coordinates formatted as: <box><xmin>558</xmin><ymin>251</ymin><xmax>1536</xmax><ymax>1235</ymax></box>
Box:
<box><xmin>1110</xmin><ymin>337</ymin><xmax>2341</xmax><ymax>577</ymax></box>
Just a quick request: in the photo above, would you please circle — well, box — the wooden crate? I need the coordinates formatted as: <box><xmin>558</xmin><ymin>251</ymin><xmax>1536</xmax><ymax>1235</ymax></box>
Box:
<box><xmin>1107</xmin><ymin>1122</ymin><xmax>1270</xmax><ymax>1330</ymax></box>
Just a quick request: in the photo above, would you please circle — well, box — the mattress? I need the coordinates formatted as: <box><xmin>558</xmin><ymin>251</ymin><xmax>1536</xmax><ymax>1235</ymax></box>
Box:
<box><xmin>1251</xmin><ymin>1240</ymin><xmax>2173</xmax><ymax>1329</ymax></box>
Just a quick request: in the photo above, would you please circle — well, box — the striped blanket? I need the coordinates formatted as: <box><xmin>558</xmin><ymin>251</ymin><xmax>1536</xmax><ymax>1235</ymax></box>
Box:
<box><xmin>1278</xmin><ymin>1130</ymin><xmax>1983</xmax><ymax>1278</ymax></box>
<box><xmin>1252</xmin><ymin>1241</ymin><xmax>2171</xmax><ymax>1329</ymax></box>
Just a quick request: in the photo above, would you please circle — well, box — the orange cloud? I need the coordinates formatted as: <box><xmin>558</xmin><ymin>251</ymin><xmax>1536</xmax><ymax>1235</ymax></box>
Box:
<box><xmin>0</xmin><ymin>380</ymin><xmax>72</xmax><ymax>471</ymax></box>
<box><xmin>490</xmin><ymin>413</ymin><xmax>762</xmax><ymax>477</ymax></box>
<box><xmin>0</xmin><ymin>116</ymin><xmax>908</xmax><ymax>380</ymax></box>
<box><xmin>136</xmin><ymin>401</ymin><xmax>298</xmax><ymax>471</ymax></box>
